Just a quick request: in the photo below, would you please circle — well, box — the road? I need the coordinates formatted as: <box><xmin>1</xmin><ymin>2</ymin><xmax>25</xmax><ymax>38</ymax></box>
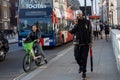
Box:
<box><xmin>21</xmin><ymin>39</ymin><xmax>120</xmax><ymax>80</ymax></box>
<box><xmin>0</xmin><ymin>42</ymin><xmax>72</xmax><ymax>80</ymax></box>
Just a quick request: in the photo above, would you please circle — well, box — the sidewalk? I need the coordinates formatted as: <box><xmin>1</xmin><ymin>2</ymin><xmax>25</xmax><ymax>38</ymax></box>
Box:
<box><xmin>7</xmin><ymin>35</ymin><xmax>18</xmax><ymax>44</ymax></box>
<box><xmin>21</xmin><ymin>39</ymin><xmax>120</xmax><ymax>80</ymax></box>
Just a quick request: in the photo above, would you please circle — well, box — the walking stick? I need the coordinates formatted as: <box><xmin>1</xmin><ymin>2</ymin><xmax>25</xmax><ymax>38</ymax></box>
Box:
<box><xmin>90</xmin><ymin>47</ymin><xmax>93</xmax><ymax>72</ymax></box>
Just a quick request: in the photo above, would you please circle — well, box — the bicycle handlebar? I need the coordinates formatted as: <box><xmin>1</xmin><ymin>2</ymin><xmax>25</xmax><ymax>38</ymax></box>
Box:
<box><xmin>23</xmin><ymin>39</ymin><xmax>39</xmax><ymax>43</ymax></box>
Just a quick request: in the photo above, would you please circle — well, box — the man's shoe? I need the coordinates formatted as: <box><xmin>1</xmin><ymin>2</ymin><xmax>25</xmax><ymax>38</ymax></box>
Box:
<box><xmin>82</xmin><ymin>73</ymin><xmax>86</xmax><ymax>79</ymax></box>
<box><xmin>44</xmin><ymin>58</ymin><xmax>48</xmax><ymax>64</ymax></box>
<box><xmin>79</xmin><ymin>67</ymin><xmax>83</xmax><ymax>74</ymax></box>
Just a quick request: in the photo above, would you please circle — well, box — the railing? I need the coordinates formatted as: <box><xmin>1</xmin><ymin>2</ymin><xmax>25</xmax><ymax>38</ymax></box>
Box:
<box><xmin>111</xmin><ymin>29</ymin><xmax>120</xmax><ymax>73</ymax></box>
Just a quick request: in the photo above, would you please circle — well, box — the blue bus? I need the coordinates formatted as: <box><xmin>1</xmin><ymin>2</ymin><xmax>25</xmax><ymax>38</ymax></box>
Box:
<box><xmin>18</xmin><ymin>0</ymin><xmax>74</xmax><ymax>46</ymax></box>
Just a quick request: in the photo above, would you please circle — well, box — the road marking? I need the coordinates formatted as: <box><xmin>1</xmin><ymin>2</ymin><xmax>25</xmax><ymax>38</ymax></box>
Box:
<box><xmin>13</xmin><ymin>45</ymin><xmax>73</xmax><ymax>80</ymax></box>
<box><xmin>39</xmin><ymin>66</ymin><xmax>47</xmax><ymax>69</ymax></box>
<box><xmin>13</xmin><ymin>73</ymin><xmax>26</xmax><ymax>80</ymax></box>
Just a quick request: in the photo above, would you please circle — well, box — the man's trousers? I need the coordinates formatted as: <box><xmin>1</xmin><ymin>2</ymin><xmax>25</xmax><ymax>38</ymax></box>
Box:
<box><xmin>74</xmin><ymin>45</ymin><xmax>89</xmax><ymax>73</ymax></box>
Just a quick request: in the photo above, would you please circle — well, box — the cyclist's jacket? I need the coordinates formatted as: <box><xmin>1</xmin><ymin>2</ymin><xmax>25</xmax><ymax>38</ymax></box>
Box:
<box><xmin>26</xmin><ymin>30</ymin><xmax>41</xmax><ymax>42</ymax></box>
<box><xmin>69</xmin><ymin>18</ymin><xmax>92</xmax><ymax>45</ymax></box>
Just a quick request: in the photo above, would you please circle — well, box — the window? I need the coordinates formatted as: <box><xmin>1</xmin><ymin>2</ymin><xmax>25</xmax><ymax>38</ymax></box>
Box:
<box><xmin>0</xmin><ymin>1</ymin><xmax>1</xmax><ymax>5</ymax></box>
<box><xmin>0</xmin><ymin>23</ymin><xmax>2</xmax><ymax>30</ymax></box>
<box><xmin>4</xmin><ymin>22</ymin><xmax>8</xmax><ymax>29</ymax></box>
<box><xmin>15</xmin><ymin>2</ymin><xmax>18</xmax><ymax>7</ymax></box>
<box><xmin>9</xmin><ymin>3</ymin><xmax>11</xmax><ymax>7</ymax></box>
<box><xmin>4</xmin><ymin>9</ymin><xmax>7</xmax><ymax>18</ymax></box>
<box><xmin>59</xmin><ymin>0</ymin><xmax>65</xmax><ymax>3</ymax></box>
<box><xmin>55</xmin><ymin>0</ymin><xmax>58</xmax><ymax>2</ymax></box>
<box><xmin>3</xmin><ymin>1</ymin><xmax>7</xmax><ymax>6</ymax></box>
<box><xmin>19</xmin><ymin>18</ymin><xmax>52</xmax><ymax>37</ymax></box>
<box><xmin>63</xmin><ymin>0</ymin><xmax>66</xmax><ymax>3</ymax></box>
<box><xmin>15</xmin><ymin>11</ymin><xmax>18</xmax><ymax>18</ymax></box>
<box><xmin>0</xmin><ymin>5</ymin><xmax>1</xmax><ymax>17</ymax></box>
<box><xmin>59</xmin><ymin>0</ymin><xmax>62</xmax><ymax>3</ymax></box>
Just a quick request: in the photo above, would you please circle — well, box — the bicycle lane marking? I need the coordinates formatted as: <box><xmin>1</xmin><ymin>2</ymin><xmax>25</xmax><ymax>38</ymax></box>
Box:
<box><xmin>13</xmin><ymin>45</ymin><xmax>73</xmax><ymax>80</ymax></box>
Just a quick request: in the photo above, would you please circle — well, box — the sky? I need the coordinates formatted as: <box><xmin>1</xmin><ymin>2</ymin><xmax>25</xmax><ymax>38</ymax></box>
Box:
<box><xmin>79</xmin><ymin>0</ymin><xmax>99</xmax><ymax>15</ymax></box>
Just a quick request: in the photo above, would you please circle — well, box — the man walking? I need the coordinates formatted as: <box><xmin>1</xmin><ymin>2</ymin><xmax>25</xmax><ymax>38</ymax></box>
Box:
<box><xmin>104</xmin><ymin>21</ymin><xmax>110</xmax><ymax>42</ymax></box>
<box><xmin>95</xmin><ymin>21</ymin><xmax>100</xmax><ymax>39</ymax></box>
<box><xmin>69</xmin><ymin>10</ymin><xmax>92</xmax><ymax>79</ymax></box>
<box><xmin>99</xmin><ymin>20</ymin><xmax>104</xmax><ymax>39</ymax></box>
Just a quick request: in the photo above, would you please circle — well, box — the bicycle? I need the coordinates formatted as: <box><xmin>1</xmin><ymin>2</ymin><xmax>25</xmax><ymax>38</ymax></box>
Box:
<box><xmin>22</xmin><ymin>40</ymin><xmax>43</xmax><ymax>72</ymax></box>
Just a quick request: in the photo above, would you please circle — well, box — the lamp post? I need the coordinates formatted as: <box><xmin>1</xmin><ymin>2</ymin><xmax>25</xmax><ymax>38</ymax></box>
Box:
<box><xmin>110</xmin><ymin>3</ymin><xmax>114</xmax><ymax>26</ymax></box>
<box><xmin>95</xmin><ymin>0</ymin><xmax>97</xmax><ymax>14</ymax></box>
<box><xmin>101</xmin><ymin>0</ymin><xmax>103</xmax><ymax>22</ymax></box>
<box><xmin>91</xmin><ymin>0</ymin><xmax>93</xmax><ymax>15</ymax></box>
<box><xmin>85</xmin><ymin>0</ymin><xmax>87</xmax><ymax>19</ymax></box>
<box><xmin>0</xmin><ymin>1</ymin><xmax>1</xmax><ymax>13</ymax></box>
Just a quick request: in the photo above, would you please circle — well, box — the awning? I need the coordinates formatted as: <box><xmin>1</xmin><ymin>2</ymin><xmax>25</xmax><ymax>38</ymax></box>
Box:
<box><xmin>89</xmin><ymin>15</ymin><xmax>100</xmax><ymax>19</ymax></box>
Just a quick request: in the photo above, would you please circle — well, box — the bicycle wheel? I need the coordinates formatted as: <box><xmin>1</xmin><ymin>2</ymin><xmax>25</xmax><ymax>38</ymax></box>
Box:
<box><xmin>35</xmin><ymin>53</ymin><xmax>42</xmax><ymax>66</ymax></box>
<box><xmin>33</xmin><ymin>46</ymin><xmax>42</xmax><ymax>66</ymax></box>
<box><xmin>23</xmin><ymin>54</ymin><xmax>32</xmax><ymax>72</ymax></box>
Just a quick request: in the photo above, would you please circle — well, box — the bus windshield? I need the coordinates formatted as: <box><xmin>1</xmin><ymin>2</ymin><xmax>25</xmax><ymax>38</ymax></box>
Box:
<box><xmin>18</xmin><ymin>18</ymin><xmax>53</xmax><ymax>37</ymax></box>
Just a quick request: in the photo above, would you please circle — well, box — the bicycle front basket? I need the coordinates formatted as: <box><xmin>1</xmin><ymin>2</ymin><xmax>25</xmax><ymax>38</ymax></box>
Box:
<box><xmin>23</xmin><ymin>41</ymin><xmax>34</xmax><ymax>51</ymax></box>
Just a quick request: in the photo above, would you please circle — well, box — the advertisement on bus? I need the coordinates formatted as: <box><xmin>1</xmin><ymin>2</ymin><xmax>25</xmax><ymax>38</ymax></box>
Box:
<box><xmin>19</xmin><ymin>0</ymin><xmax>52</xmax><ymax>9</ymax></box>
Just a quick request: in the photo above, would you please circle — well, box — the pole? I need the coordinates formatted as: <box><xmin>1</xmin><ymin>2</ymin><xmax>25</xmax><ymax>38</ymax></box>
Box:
<box><xmin>85</xmin><ymin>0</ymin><xmax>87</xmax><ymax>19</ymax></box>
<box><xmin>95</xmin><ymin>0</ymin><xmax>97</xmax><ymax>14</ymax></box>
<box><xmin>112</xmin><ymin>11</ymin><xmax>113</xmax><ymax>25</ymax></box>
<box><xmin>91</xmin><ymin>0</ymin><xmax>93</xmax><ymax>15</ymax></box>
<box><xmin>102</xmin><ymin>0</ymin><xmax>103</xmax><ymax>22</ymax></box>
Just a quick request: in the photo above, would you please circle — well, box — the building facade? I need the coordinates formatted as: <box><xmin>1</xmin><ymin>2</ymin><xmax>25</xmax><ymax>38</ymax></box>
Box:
<box><xmin>99</xmin><ymin>0</ymin><xmax>120</xmax><ymax>25</ymax></box>
<box><xmin>99</xmin><ymin>0</ymin><xmax>103</xmax><ymax>20</ymax></box>
<box><xmin>108</xmin><ymin>0</ymin><xmax>118</xmax><ymax>25</ymax></box>
<box><xmin>9</xmin><ymin>0</ymin><xmax>19</xmax><ymax>26</ymax></box>
<box><xmin>116</xmin><ymin>0</ymin><xmax>120</xmax><ymax>24</ymax></box>
<box><xmin>99</xmin><ymin>0</ymin><xmax>107</xmax><ymax>22</ymax></box>
<box><xmin>0</xmin><ymin>0</ymin><xmax>10</xmax><ymax>31</ymax></box>
<box><xmin>9</xmin><ymin>0</ymin><xmax>19</xmax><ymax>33</ymax></box>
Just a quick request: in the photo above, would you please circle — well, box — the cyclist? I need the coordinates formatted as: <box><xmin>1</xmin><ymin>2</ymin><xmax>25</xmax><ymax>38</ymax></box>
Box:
<box><xmin>26</xmin><ymin>24</ymin><xmax>48</xmax><ymax>63</ymax></box>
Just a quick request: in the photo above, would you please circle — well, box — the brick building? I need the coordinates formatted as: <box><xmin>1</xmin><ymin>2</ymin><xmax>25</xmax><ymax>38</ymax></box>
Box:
<box><xmin>0</xmin><ymin>0</ymin><xmax>10</xmax><ymax>31</ymax></box>
<box><xmin>9</xmin><ymin>0</ymin><xmax>19</xmax><ymax>26</ymax></box>
<box><xmin>9</xmin><ymin>0</ymin><xmax>19</xmax><ymax>33</ymax></box>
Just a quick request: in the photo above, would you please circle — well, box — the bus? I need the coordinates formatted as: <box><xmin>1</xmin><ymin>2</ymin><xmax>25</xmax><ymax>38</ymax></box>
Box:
<box><xmin>18</xmin><ymin>0</ymin><xmax>74</xmax><ymax>46</ymax></box>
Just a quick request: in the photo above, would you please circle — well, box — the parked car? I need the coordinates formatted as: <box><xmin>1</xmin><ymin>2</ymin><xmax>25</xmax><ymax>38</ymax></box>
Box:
<box><xmin>111</xmin><ymin>25</ymin><xmax>117</xmax><ymax>29</ymax></box>
<box><xmin>116</xmin><ymin>25</ymin><xmax>120</xmax><ymax>30</ymax></box>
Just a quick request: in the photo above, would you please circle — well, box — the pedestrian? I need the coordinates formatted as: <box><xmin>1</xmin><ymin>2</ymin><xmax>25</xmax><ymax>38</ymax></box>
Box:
<box><xmin>69</xmin><ymin>10</ymin><xmax>92</xmax><ymax>79</ymax></box>
<box><xmin>92</xmin><ymin>22</ymin><xmax>97</xmax><ymax>40</ymax></box>
<box><xmin>93</xmin><ymin>21</ymin><xmax>100</xmax><ymax>40</ymax></box>
<box><xmin>99</xmin><ymin>20</ymin><xmax>104</xmax><ymax>39</ymax></box>
<box><xmin>104</xmin><ymin>21</ymin><xmax>110</xmax><ymax>42</ymax></box>
<box><xmin>26</xmin><ymin>24</ymin><xmax>48</xmax><ymax>63</ymax></box>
